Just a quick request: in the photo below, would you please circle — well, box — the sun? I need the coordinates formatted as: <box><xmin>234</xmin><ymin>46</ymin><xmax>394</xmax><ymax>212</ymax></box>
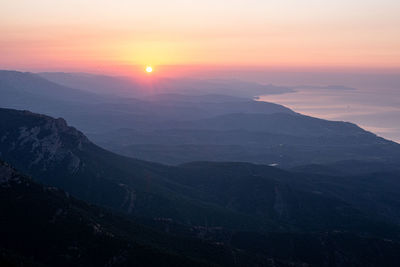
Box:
<box><xmin>146</xmin><ymin>66</ymin><xmax>153</xmax><ymax>73</ymax></box>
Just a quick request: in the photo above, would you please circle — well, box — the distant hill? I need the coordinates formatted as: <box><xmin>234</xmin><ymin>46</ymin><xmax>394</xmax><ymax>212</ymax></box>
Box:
<box><xmin>0</xmin><ymin>70</ymin><xmax>105</xmax><ymax>104</ymax></box>
<box><xmin>2</xmin><ymin>70</ymin><xmax>400</xmax><ymax>166</ymax></box>
<box><xmin>1</xmin><ymin>70</ymin><xmax>293</xmax><ymax>132</ymax></box>
<box><xmin>172</xmin><ymin>112</ymin><xmax>373</xmax><ymax>135</ymax></box>
<box><xmin>95</xmin><ymin>112</ymin><xmax>400</xmax><ymax>166</ymax></box>
<box><xmin>142</xmin><ymin>93</ymin><xmax>252</xmax><ymax>103</ymax></box>
<box><xmin>39</xmin><ymin>72</ymin><xmax>295</xmax><ymax>98</ymax></box>
<box><xmin>39</xmin><ymin>72</ymin><xmax>145</xmax><ymax>97</ymax></box>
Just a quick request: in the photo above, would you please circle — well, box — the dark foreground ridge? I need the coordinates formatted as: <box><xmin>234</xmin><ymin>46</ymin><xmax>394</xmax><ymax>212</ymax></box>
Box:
<box><xmin>1</xmin><ymin>108</ymin><xmax>400</xmax><ymax>266</ymax></box>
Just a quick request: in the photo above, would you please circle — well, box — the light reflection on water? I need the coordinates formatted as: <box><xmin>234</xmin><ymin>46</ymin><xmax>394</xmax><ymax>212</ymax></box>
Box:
<box><xmin>258</xmin><ymin>88</ymin><xmax>400</xmax><ymax>143</ymax></box>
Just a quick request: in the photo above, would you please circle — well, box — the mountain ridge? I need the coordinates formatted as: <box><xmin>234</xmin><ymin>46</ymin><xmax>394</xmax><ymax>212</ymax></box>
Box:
<box><xmin>1</xmin><ymin>107</ymin><xmax>400</xmax><ymax>236</ymax></box>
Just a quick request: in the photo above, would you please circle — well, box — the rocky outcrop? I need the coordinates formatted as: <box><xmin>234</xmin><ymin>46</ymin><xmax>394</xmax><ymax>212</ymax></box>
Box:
<box><xmin>0</xmin><ymin>109</ymin><xmax>88</xmax><ymax>174</ymax></box>
<box><xmin>0</xmin><ymin>161</ymin><xmax>19</xmax><ymax>185</ymax></box>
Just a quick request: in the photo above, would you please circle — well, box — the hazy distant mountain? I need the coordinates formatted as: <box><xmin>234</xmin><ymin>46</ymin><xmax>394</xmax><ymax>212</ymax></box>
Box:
<box><xmin>39</xmin><ymin>72</ymin><xmax>295</xmax><ymax>98</ymax></box>
<box><xmin>172</xmin><ymin>113</ymin><xmax>369</xmax><ymax>135</ymax></box>
<box><xmin>0</xmin><ymin>70</ymin><xmax>105</xmax><ymax>104</ymax></box>
<box><xmin>0</xmin><ymin>70</ymin><xmax>112</xmax><ymax>125</ymax></box>
<box><xmin>142</xmin><ymin>93</ymin><xmax>252</xmax><ymax>103</ymax></box>
<box><xmin>150</xmin><ymin>78</ymin><xmax>296</xmax><ymax>97</ymax></box>
<box><xmin>1</xmin><ymin>70</ymin><xmax>293</xmax><ymax>132</ymax></box>
<box><xmin>2</xmin><ymin>70</ymin><xmax>400</xmax><ymax>167</ymax></box>
<box><xmin>94</xmin><ymin>113</ymin><xmax>400</xmax><ymax>166</ymax></box>
<box><xmin>39</xmin><ymin>72</ymin><xmax>145</xmax><ymax>97</ymax></box>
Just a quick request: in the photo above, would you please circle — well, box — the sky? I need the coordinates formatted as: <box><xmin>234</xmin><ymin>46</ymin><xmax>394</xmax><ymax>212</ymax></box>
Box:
<box><xmin>1</xmin><ymin>0</ymin><xmax>400</xmax><ymax>73</ymax></box>
<box><xmin>1</xmin><ymin>0</ymin><xmax>400</xmax><ymax>141</ymax></box>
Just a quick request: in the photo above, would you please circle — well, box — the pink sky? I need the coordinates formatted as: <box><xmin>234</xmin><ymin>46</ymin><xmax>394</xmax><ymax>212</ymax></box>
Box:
<box><xmin>1</xmin><ymin>0</ymin><xmax>400</xmax><ymax>75</ymax></box>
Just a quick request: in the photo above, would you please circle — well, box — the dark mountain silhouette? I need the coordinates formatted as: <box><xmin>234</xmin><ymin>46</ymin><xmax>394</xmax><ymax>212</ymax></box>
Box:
<box><xmin>1</xmin><ymin>109</ymin><xmax>400</xmax><ymax>266</ymax></box>
<box><xmin>0</xmin><ymin>160</ymin><xmax>219</xmax><ymax>266</ymax></box>
<box><xmin>0</xmin><ymin>108</ymin><xmax>399</xmax><ymax>234</ymax></box>
<box><xmin>291</xmin><ymin>160</ymin><xmax>400</xmax><ymax>176</ymax></box>
<box><xmin>3</xmin><ymin>159</ymin><xmax>400</xmax><ymax>266</ymax></box>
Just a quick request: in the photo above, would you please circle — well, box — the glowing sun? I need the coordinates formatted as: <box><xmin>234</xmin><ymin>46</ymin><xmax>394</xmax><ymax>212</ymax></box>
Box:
<box><xmin>146</xmin><ymin>66</ymin><xmax>153</xmax><ymax>73</ymax></box>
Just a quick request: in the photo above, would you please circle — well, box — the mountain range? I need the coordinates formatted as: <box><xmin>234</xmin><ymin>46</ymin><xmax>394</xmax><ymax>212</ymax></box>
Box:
<box><xmin>1</xmin><ymin>108</ymin><xmax>400</xmax><ymax>266</ymax></box>
<box><xmin>1</xmin><ymin>70</ymin><xmax>400</xmax><ymax>166</ymax></box>
<box><xmin>1</xmin><ymin>70</ymin><xmax>400</xmax><ymax>266</ymax></box>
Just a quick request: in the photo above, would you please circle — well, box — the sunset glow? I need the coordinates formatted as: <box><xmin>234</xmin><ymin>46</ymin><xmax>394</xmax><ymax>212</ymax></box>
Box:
<box><xmin>146</xmin><ymin>66</ymin><xmax>153</xmax><ymax>73</ymax></box>
<box><xmin>1</xmin><ymin>0</ymin><xmax>399</xmax><ymax>74</ymax></box>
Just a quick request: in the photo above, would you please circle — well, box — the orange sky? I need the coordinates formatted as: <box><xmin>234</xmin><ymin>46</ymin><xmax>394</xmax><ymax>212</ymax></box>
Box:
<box><xmin>1</xmin><ymin>0</ymin><xmax>400</xmax><ymax>75</ymax></box>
